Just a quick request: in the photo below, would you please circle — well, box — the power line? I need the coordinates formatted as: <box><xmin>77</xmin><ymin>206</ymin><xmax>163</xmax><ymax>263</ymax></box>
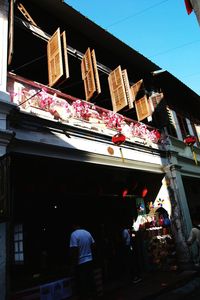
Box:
<box><xmin>105</xmin><ymin>0</ymin><xmax>170</xmax><ymax>29</ymax></box>
<box><xmin>151</xmin><ymin>39</ymin><xmax>200</xmax><ymax>58</ymax></box>
<box><xmin>11</xmin><ymin>54</ymin><xmax>46</xmax><ymax>72</ymax></box>
<box><xmin>181</xmin><ymin>71</ymin><xmax>200</xmax><ymax>79</ymax></box>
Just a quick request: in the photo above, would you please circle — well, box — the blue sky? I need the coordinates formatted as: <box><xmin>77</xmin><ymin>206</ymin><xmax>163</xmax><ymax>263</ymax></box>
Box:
<box><xmin>64</xmin><ymin>0</ymin><xmax>200</xmax><ymax>95</ymax></box>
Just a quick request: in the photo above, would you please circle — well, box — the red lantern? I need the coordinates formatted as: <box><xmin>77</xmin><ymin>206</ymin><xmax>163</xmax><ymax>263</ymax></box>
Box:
<box><xmin>112</xmin><ymin>132</ymin><xmax>126</xmax><ymax>163</ymax></box>
<box><xmin>112</xmin><ymin>132</ymin><xmax>126</xmax><ymax>145</ymax></box>
<box><xmin>141</xmin><ymin>187</ymin><xmax>148</xmax><ymax>198</ymax></box>
<box><xmin>183</xmin><ymin>135</ymin><xmax>196</xmax><ymax>146</ymax></box>
<box><xmin>122</xmin><ymin>189</ymin><xmax>128</xmax><ymax>198</ymax></box>
<box><xmin>183</xmin><ymin>135</ymin><xmax>198</xmax><ymax>165</ymax></box>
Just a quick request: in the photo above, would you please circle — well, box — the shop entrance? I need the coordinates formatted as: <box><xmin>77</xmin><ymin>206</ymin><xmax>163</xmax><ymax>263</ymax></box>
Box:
<box><xmin>10</xmin><ymin>153</ymin><xmax>164</xmax><ymax>290</ymax></box>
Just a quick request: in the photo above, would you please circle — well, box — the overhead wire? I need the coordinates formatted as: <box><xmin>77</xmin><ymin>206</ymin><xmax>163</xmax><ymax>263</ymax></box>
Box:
<box><xmin>151</xmin><ymin>39</ymin><xmax>200</xmax><ymax>58</ymax></box>
<box><xmin>181</xmin><ymin>71</ymin><xmax>200</xmax><ymax>78</ymax></box>
<box><xmin>102</xmin><ymin>0</ymin><xmax>200</xmax><ymax>94</ymax></box>
<box><xmin>105</xmin><ymin>0</ymin><xmax>170</xmax><ymax>29</ymax></box>
<box><xmin>104</xmin><ymin>0</ymin><xmax>200</xmax><ymax>59</ymax></box>
<box><xmin>10</xmin><ymin>54</ymin><xmax>46</xmax><ymax>72</ymax></box>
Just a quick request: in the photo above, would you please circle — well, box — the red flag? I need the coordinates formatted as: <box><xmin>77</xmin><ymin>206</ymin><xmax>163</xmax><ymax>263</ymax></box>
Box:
<box><xmin>185</xmin><ymin>0</ymin><xmax>193</xmax><ymax>14</ymax></box>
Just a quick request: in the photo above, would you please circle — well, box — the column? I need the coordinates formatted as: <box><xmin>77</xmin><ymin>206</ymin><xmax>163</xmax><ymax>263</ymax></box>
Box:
<box><xmin>164</xmin><ymin>153</ymin><xmax>193</xmax><ymax>269</ymax></box>
<box><xmin>0</xmin><ymin>3</ymin><xmax>12</xmax><ymax>300</ymax></box>
<box><xmin>0</xmin><ymin>0</ymin><xmax>14</xmax><ymax>156</ymax></box>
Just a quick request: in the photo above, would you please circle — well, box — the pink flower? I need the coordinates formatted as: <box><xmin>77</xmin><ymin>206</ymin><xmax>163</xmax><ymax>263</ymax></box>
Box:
<box><xmin>102</xmin><ymin>112</ymin><xmax>124</xmax><ymax>130</ymax></box>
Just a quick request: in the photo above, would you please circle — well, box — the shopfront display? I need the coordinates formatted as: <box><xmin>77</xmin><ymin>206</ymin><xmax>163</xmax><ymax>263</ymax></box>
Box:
<box><xmin>133</xmin><ymin>200</ymin><xmax>177</xmax><ymax>271</ymax></box>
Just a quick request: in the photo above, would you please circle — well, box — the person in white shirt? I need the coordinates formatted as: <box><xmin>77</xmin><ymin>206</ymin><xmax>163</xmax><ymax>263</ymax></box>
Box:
<box><xmin>69</xmin><ymin>223</ymin><xmax>96</xmax><ymax>300</ymax></box>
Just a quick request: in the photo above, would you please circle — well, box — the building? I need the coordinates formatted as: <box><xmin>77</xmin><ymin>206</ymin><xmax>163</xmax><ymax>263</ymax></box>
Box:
<box><xmin>1</xmin><ymin>1</ymin><xmax>200</xmax><ymax>299</ymax></box>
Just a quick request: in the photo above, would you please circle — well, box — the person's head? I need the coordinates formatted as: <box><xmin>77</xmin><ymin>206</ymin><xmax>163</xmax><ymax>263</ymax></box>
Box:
<box><xmin>71</xmin><ymin>223</ymin><xmax>80</xmax><ymax>230</ymax></box>
<box><xmin>121</xmin><ymin>220</ymin><xmax>132</xmax><ymax>230</ymax></box>
<box><xmin>71</xmin><ymin>219</ymin><xmax>82</xmax><ymax>232</ymax></box>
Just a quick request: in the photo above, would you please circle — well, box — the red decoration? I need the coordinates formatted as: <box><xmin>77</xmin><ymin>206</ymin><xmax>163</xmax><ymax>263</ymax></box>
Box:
<box><xmin>184</xmin><ymin>0</ymin><xmax>193</xmax><ymax>15</ymax></box>
<box><xmin>159</xmin><ymin>215</ymin><xmax>164</xmax><ymax>226</ymax></box>
<box><xmin>154</xmin><ymin>130</ymin><xmax>161</xmax><ymax>140</ymax></box>
<box><xmin>184</xmin><ymin>135</ymin><xmax>198</xmax><ymax>165</ymax></box>
<box><xmin>141</xmin><ymin>187</ymin><xmax>148</xmax><ymax>198</ymax></box>
<box><xmin>112</xmin><ymin>132</ymin><xmax>126</xmax><ymax>146</ymax></box>
<box><xmin>183</xmin><ymin>135</ymin><xmax>196</xmax><ymax>146</ymax></box>
<box><xmin>122</xmin><ymin>189</ymin><xmax>128</xmax><ymax>198</ymax></box>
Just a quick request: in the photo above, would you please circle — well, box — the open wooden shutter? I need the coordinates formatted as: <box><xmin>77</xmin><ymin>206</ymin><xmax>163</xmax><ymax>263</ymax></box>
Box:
<box><xmin>122</xmin><ymin>69</ymin><xmax>134</xmax><ymax>109</ymax></box>
<box><xmin>47</xmin><ymin>28</ymin><xmax>64</xmax><ymax>87</ymax></box>
<box><xmin>17</xmin><ymin>2</ymin><xmax>37</xmax><ymax>26</ymax></box>
<box><xmin>81</xmin><ymin>48</ymin><xmax>96</xmax><ymax>101</ymax></box>
<box><xmin>147</xmin><ymin>92</ymin><xmax>164</xmax><ymax>123</ymax></box>
<box><xmin>135</xmin><ymin>95</ymin><xmax>151</xmax><ymax>121</ymax></box>
<box><xmin>194</xmin><ymin>124</ymin><xmax>200</xmax><ymax>143</ymax></box>
<box><xmin>61</xmin><ymin>31</ymin><xmax>70</xmax><ymax>80</ymax></box>
<box><xmin>166</xmin><ymin>107</ymin><xmax>178</xmax><ymax>130</ymax></box>
<box><xmin>108</xmin><ymin>66</ymin><xmax>128</xmax><ymax>112</ymax></box>
<box><xmin>8</xmin><ymin>0</ymin><xmax>14</xmax><ymax>65</ymax></box>
<box><xmin>149</xmin><ymin>92</ymin><xmax>164</xmax><ymax>112</ymax></box>
<box><xmin>91</xmin><ymin>49</ymin><xmax>101</xmax><ymax>95</ymax></box>
<box><xmin>130</xmin><ymin>79</ymin><xmax>143</xmax><ymax>102</ymax></box>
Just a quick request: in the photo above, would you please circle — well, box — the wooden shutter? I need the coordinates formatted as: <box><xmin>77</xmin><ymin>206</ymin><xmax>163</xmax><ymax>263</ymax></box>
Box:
<box><xmin>122</xmin><ymin>69</ymin><xmax>134</xmax><ymax>109</ymax></box>
<box><xmin>61</xmin><ymin>31</ymin><xmax>70</xmax><ymax>80</ymax></box>
<box><xmin>130</xmin><ymin>79</ymin><xmax>143</xmax><ymax>102</ymax></box>
<box><xmin>91</xmin><ymin>49</ymin><xmax>101</xmax><ymax>95</ymax></box>
<box><xmin>17</xmin><ymin>2</ymin><xmax>37</xmax><ymax>26</ymax></box>
<box><xmin>194</xmin><ymin>124</ymin><xmax>200</xmax><ymax>143</ymax></box>
<box><xmin>81</xmin><ymin>48</ymin><xmax>96</xmax><ymax>101</ymax></box>
<box><xmin>8</xmin><ymin>0</ymin><xmax>14</xmax><ymax>65</ymax></box>
<box><xmin>149</xmin><ymin>92</ymin><xmax>164</xmax><ymax>111</ymax></box>
<box><xmin>135</xmin><ymin>95</ymin><xmax>151</xmax><ymax>121</ymax></box>
<box><xmin>166</xmin><ymin>107</ymin><xmax>178</xmax><ymax>129</ymax></box>
<box><xmin>108</xmin><ymin>66</ymin><xmax>128</xmax><ymax>112</ymax></box>
<box><xmin>47</xmin><ymin>28</ymin><xmax>64</xmax><ymax>87</ymax></box>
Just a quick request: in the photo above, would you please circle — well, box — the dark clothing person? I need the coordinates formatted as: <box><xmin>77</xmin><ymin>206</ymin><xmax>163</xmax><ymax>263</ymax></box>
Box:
<box><xmin>121</xmin><ymin>228</ymin><xmax>142</xmax><ymax>284</ymax></box>
<box><xmin>69</xmin><ymin>225</ymin><xmax>96</xmax><ymax>300</ymax></box>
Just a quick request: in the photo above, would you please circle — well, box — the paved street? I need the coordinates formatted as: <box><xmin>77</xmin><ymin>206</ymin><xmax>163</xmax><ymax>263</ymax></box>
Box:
<box><xmin>182</xmin><ymin>287</ymin><xmax>200</xmax><ymax>300</ymax></box>
<box><xmin>96</xmin><ymin>269</ymin><xmax>200</xmax><ymax>300</ymax></box>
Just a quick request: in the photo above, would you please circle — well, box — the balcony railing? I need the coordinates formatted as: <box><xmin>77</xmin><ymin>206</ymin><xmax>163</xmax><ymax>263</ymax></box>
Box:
<box><xmin>7</xmin><ymin>72</ymin><xmax>165</xmax><ymax>148</ymax></box>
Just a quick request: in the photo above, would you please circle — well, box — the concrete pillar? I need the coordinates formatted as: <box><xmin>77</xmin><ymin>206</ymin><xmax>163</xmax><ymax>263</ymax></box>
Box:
<box><xmin>0</xmin><ymin>101</ymin><xmax>15</xmax><ymax>156</ymax></box>
<box><xmin>169</xmin><ymin>164</ymin><xmax>192</xmax><ymax>236</ymax></box>
<box><xmin>0</xmin><ymin>0</ymin><xmax>10</xmax><ymax>100</ymax></box>
<box><xmin>164</xmin><ymin>150</ymin><xmax>193</xmax><ymax>269</ymax></box>
<box><xmin>0</xmin><ymin>3</ymin><xmax>13</xmax><ymax>299</ymax></box>
<box><xmin>0</xmin><ymin>0</ymin><xmax>12</xmax><ymax>155</ymax></box>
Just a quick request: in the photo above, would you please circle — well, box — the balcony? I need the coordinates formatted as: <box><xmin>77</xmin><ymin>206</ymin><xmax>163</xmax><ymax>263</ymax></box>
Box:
<box><xmin>7</xmin><ymin>72</ymin><xmax>165</xmax><ymax>149</ymax></box>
